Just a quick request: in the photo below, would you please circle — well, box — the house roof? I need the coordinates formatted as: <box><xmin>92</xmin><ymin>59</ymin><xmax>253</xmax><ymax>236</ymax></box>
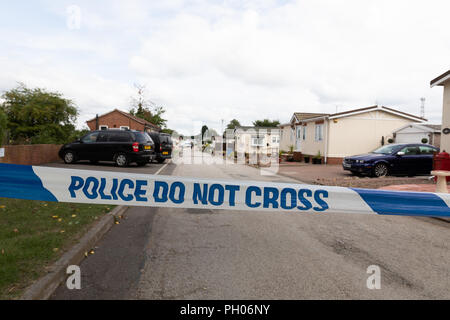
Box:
<box><xmin>291</xmin><ymin>105</ymin><xmax>425</xmax><ymax>124</ymax></box>
<box><xmin>430</xmin><ymin>70</ymin><xmax>450</xmax><ymax>87</ymax></box>
<box><xmin>393</xmin><ymin>123</ymin><xmax>441</xmax><ymax>134</ymax></box>
<box><xmin>291</xmin><ymin>112</ymin><xmax>328</xmax><ymax>123</ymax></box>
<box><xmin>86</xmin><ymin>108</ymin><xmax>160</xmax><ymax>130</ymax></box>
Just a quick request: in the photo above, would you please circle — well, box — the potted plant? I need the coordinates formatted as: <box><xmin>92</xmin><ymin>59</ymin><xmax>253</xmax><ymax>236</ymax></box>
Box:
<box><xmin>312</xmin><ymin>151</ymin><xmax>322</xmax><ymax>164</ymax></box>
<box><xmin>421</xmin><ymin>138</ymin><xmax>428</xmax><ymax>144</ymax></box>
<box><xmin>387</xmin><ymin>138</ymin><xmax>394</xmax><ymax>144</ymax></box>
<box><xmin>304</xmin><ymin>155</ymin><xmax>310</xmax><ymax>163</ymax></box>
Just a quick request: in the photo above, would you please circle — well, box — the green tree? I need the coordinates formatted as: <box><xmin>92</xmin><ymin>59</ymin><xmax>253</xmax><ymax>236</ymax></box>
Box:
<box><xmin>129</xmin><ymin>84</ymin><xmax>168</xmax><ymax>129</ymax></box>
<box><xmin>0</xmin><ymin>109</ymin><xmax>7</xmax><ymax>145</ymax></box>
<box><xmin>0</xmin><ymin>83</ymin><xmax>78</xmax><ymax>144</ymax></box>
<box><xmin>226</xmin><ymin>119</ymin><xmax>241</xmax><ymax>130</ymax></box>
<box><xmin>252</xmin><ymin>119</ymin><xmax>280</xmax><ymax>127</ymax></box>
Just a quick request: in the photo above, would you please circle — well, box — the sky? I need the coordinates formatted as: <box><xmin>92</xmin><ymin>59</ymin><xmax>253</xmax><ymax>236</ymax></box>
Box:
<box><xmin>0</xmin><ymin>0</ymin><xmax>449</xmax><ymax>135</ymax></box>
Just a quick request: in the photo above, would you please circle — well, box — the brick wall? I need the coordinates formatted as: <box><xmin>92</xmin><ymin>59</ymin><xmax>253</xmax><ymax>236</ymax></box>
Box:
<box><xmin>0</xmin><ymin>144</ymin><xmax>62</xmax><ymax>165</ymax></box>
<box><xmin>86</xmin><ymin>111</ymin><xmax>144</xmax><ymax>131</ymax></box>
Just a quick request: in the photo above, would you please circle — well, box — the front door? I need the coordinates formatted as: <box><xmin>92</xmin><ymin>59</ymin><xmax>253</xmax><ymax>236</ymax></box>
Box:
<box><xmin>295</xmin><ymin>126</ymin><xmax>302</xmax><ymax>152</ymax></box>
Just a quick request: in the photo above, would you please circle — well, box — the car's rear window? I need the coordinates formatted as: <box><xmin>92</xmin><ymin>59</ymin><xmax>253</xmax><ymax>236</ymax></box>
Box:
<box><xmin>135</xmin><ymin>132</ymin><xmax>153</xmax><ymax>143</ymax></box>
<box><xmin>160</xmin><ymin>135</ymin><xmax>172</xmax><ymax>144</ymax></box>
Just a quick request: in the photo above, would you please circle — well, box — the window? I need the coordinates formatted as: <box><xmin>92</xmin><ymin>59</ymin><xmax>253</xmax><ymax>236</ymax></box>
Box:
<box><xmin>400</xmin><ymin>146</ymin><xmax>420</xmax><ymax>155</ymax></box>
<box><xmin>134</xmin><ymin>132</ymin><xmax>153</xmax><ymax>143</ymax></box>
<box><xmin>302</xmin><ymin>126</ymin><xmax>306</xmax><ymax>140</ymax></box>
<box><xmin>82</xmin><ymin>132</ymin><xmax>99</xmax><ymax>143</ymax></box>
<box><xmin>272</xmin><ymin>136</ymin><xmax>280</xmax><ymax>143</ymax></box>
<box><xmin>99</xmin><ymin>125</ymin><xmax>108</xmax><ymax>130</ymax></box>
<box><xmin>419</xmin><ymin>146</ymin><xmax>437</xmax><ymax>154</ymax></box>
<box><xmin>109</xmin><ymin>132</ymin><xmax>132</xmax><ymax>142</ymax></box>
<box><xmin>297</xmin><ymin>127</ymin><xmax>301</xmax><ymax>139</ymax></box>
<box><xmin>251</xmin><ymin>136</ymin><xmax>265</xmax><ymax>146</ymax></box>
<box><xmin>97</xmin><ymin>132</ymin><xmax>109</xmax><ymax>142</ymax></box>
<box><xmin>315</xmin><ymin>124</ymin><xmax>323</xmax><ymax>141</ymax></box>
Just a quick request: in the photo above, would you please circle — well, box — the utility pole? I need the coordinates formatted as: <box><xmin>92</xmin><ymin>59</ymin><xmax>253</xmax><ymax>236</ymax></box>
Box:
<box><xmin>420</xmin><ymin>97</ymin><xmax>425</xmax><ymax>119</ymax></box>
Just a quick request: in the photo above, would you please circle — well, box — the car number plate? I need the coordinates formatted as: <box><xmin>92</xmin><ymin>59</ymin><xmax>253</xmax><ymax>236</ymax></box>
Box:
<box><xmin>343</xmin><ymin>163</ymin><xmax>351</xmax><ymax>168</ymax></box>
<box><xmin>145</xmin><ymin>146</ymin><xmax>151</xmax><ymax>150</ymax></box>
<box><xmin>162</xmin><ymin>151</ymin><xmax>169</xmax><ymax>155</ymax></box>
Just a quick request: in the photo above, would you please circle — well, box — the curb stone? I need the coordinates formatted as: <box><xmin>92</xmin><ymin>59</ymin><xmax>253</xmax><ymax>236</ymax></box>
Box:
<box><xmin>20</xmin><ymin>205</ymin><xmax>129</xmax><ymax>300</ymax></box>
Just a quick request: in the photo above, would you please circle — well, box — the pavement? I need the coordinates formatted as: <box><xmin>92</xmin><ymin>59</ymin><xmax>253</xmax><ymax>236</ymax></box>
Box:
<box><xmin>50</xmin><ymin>150</ymin><xmax>450</xmax><ymax>299</ymax></box>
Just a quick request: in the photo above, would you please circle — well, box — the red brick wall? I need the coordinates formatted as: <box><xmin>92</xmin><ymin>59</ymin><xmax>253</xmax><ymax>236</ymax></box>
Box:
<box><xmin>0</xmin><ymin>144</ymin><xmax>63</xmax><ymax>165</ymax></box>
<box><xmin>326</xmin><ymin>157</ymin><xmax>344</xmax><ymax>165</ymax></box>
<box><xmin>86</xmin><ymin>110</ymin><xmax>145</xmax><ymax>131</ymax></box>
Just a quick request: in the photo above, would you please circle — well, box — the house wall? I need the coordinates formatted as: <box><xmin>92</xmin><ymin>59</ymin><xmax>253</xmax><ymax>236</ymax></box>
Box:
<box><xmin>442</xmin><ymin>83</ymin><xmax>450</xmax><ymax>152</ymax></box>
<box><xmin>86</xmin><ymin>111</ymin><xmax>144</xmax><ymax>131</ymax></box>
<box><xmin>235</xmin><ymin>129</ymin><xmax>280</xmax><ymax>155</ymax></box>
<box><xmin>298</xmin><ymin>121</ymin><xmax>326</xmax><ymax>157</ymax></box>
<box><xmin>327</xmin><ymin>110</ymin><xmax>413</xmax><ymax>158</ymax></box>
<box><xmin>279</xmin><ymin>125</ymin><xmax>294</xmax><ymax>152</ymax></box>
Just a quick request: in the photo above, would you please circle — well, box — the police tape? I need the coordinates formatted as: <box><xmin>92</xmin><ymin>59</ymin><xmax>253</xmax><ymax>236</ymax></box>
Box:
<box><xmin>0</xmin><ymin>163</ymin><xmax>449</xmax><ymax>217</ymax></box>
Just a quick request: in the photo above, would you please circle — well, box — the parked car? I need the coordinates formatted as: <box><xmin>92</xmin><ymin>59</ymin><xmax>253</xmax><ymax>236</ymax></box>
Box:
<box><xmin>59</xmin><ymin>130</ymin><xmax>156</xmax><ymax>167</ymax></box>
<box><xmin>342</xmin><ymin>143</ymin><xmax>439</xmax><ymax>177</ymax></box>
<box><xmin>148</xmin><ymin>132</ymin><xmax>173</xmax><ymax>163</ymax></box>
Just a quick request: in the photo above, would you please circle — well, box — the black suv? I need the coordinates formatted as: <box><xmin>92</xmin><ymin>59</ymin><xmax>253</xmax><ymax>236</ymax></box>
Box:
<box><xmin>148</xmin><ymin>132</ymin><xmax>173</xmax><ymax>163</ymax></box>
<box><xmin>59</xmin><ymin>130</ymin><xmax>156</xmax><ymax>167</ymax></box>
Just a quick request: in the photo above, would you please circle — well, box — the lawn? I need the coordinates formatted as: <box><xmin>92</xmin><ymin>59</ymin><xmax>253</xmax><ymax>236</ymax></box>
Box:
<box><xmin>0</xmin><ymin>197</ymin><xmax>114</xmax><ymax>300</ymax></box>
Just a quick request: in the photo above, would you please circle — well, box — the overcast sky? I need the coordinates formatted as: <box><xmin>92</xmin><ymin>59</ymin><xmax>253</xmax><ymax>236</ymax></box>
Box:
<box><xmin>0</xmin><ymin>0</ymin><xmax>449</xmax><ymax>135</ymax></box>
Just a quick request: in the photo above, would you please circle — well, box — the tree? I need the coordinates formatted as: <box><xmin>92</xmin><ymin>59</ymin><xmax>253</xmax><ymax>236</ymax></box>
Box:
<box><xmin>129</xmin><ymin>84</ymin><xmax>168</xmax><ymax>129</ymax></box>
<box><xmin>0</xmin><ymin>109</ymin><xmax>7</xmax><ymax>145</ymax></box>
<box><xmin>0</xmin><ymin>83</ymin><xmax>78</xmax><ymax>144</ymax></box>
<box><xmin>252</xmin><ymin>119</ymin><xmax>280</xmax><ymax>127</ymax></box>
<box><xmin>226</xmin><ymin>119</ymin><xmax>241</xmax><ymax>130</ymax></box>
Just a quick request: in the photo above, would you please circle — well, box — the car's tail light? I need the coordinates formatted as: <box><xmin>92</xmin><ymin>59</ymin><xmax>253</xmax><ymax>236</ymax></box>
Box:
<box><xmin>160</xmin><ymin>146</ymin><xmax>162</xmax><ymax>151</ymax></box>
<box><xmin>133</xmin><ymin>142</ymin><xmax>139</xmax><ymax>152</ymax></box>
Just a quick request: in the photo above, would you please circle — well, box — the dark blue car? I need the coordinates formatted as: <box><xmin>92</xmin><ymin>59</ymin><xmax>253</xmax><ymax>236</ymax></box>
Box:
<box><xmin>342</xmin><ymin>143</ymin><xmax>439</xmax><ymax>177</ymax></box>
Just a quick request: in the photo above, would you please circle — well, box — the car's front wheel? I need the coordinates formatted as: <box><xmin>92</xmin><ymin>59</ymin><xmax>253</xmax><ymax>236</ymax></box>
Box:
<box><xmin>114</xmin><ymin>153</ymin><xmax>129</xmax><ymax>167</ymax></box>
<box><xmin>63</xmin><ymin>150</ymin><xmax>76</xmax><ymax>164</ymax></box>
<box><xmin>373</xmin><ymin>163</ymin><xmax>388</xmax><ymax>177</ymax></box>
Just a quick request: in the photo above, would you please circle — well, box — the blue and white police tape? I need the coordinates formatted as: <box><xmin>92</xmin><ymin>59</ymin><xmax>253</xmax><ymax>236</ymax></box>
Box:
<box><xmin>0</xmin><ymin>163</ymin><xmax>449</xmax><ymax>217</ymax></box>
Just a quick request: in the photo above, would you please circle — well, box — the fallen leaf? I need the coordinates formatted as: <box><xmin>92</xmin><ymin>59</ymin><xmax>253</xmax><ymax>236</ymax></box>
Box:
<box><xmin>60</xmin><ymin>230</ymin><xmax>65</xmax><ymax>233</ymax></box>
<box><xmin>13</xmin><ymin>228</ymin><xmax>18</xmax><ymax>233</ymax></box>
<box><xmin>52</xmin><ymin>215</ymin><xmax>59</xmax><ymax>219</ymax></box>
<box><xmin>53</xmin><ymin>248</ymin><xmax>59</xmax><ymax>252</ymax></box>
<box><xmin>1</xmin><ymin>249</ymin><xmax>4</xmax><ymax>254</ymax></box>
<box><xmin>0</xmin><ymin>205</ymin><xmax>5</xmax><ymax>209</ymax></box>
<box><xmin>58</xmin><ymin>218</ymin><xmax>62</xmax><ymax>222</ymax></box>
<box><xmin>89</xmin><ymin>250</ymin><xmax>95</xmax><ymax>255</ymax></box>
<box><xmin>71</xmin><ymin>214</ymin><xmax>77</xmax><ymax>218</ymax></box>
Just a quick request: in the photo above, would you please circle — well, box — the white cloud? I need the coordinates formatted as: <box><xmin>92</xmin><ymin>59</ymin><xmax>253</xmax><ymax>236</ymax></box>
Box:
<box><xmin>1</xmin><ymin>0</ymin><xmax>449</xmax><ymax>134</ymax></box>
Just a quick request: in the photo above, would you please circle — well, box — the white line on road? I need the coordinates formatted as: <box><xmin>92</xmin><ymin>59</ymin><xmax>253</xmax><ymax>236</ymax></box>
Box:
<box><xmin>154</xmin><ymin>160</ymin><xmax>170</xmax><ymax>176</ymax></box>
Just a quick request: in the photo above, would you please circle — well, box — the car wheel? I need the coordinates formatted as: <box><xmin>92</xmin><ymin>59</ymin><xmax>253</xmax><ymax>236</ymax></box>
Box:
<box><xmin>373</xmin><ymin>163</ymin><xmax>388</xmax><ymax>177</ymax></box>
<box><xmin>63</xmin><ymin>151</ymin><xmax>76</xmax><ymax>164</ymax></box>
<box><xmin>114</xmin><ymin>153</ymin><xmax>129</xmax><ymax>167</ymax></box>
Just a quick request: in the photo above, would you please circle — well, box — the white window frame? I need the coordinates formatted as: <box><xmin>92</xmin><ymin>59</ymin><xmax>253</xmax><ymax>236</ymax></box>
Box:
<box><xmin>315</xmin><ymin>124</ymin><xmax>323</xmax><ymax>141</ymax></box>
<box><xmin>99</xmin><ymin>125</ymin><xmax>108</xmax><ymax>130</ymax></box>
<box><xmin>120</xmin><ymin>126</ymin><xmax>130</xmax><ymax>130</ymax></box>
<box><xmin>272</xmin><ymin>136</ymin><xmax>280</xmax><ymax>144</ymax></box>
<box><xmin>251</xmin><ymin>136</ymin><xmax>265</xmax><ymax>147</ymax></box>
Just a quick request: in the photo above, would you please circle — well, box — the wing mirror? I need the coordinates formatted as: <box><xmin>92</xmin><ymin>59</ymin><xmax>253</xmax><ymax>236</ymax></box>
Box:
<box><xmin>397</xmin><ymin>151</ymin><xmax>405</xmax><ymax>156</ymax></box>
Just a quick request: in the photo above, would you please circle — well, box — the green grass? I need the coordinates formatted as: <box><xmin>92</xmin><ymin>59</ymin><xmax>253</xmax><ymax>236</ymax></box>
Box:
<box><xmin>0</xmin><ymin>198</ymin><xmax>115</xmax><ymax>299</ymax></box>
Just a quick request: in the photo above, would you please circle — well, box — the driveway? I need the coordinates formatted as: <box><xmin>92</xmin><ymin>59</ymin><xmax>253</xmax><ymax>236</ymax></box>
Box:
<box><xmin>278</xmin><ymin>162</ymin><xmax>435</xmax><ymax>189</ymax></box>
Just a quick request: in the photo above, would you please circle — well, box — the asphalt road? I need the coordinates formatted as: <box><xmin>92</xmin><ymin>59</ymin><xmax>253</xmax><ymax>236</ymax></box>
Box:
<box><xmin>51</xmin><ymin>151</ymin><xmax>450</xmax><ymax>299</ymax></box>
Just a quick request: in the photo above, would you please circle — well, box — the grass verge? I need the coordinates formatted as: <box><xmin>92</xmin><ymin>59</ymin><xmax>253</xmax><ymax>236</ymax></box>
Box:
<box><xmin>0</xmin><ymin>197</ymin><xmax>114</xmax><ymax>300</ymax></box>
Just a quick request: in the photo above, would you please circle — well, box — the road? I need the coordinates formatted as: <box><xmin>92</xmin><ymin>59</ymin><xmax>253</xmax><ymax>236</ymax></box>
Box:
<box><xmin>51</xmin><ymin>152</ymin><xmax>450</xmax><ymax>299</ymax></box>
